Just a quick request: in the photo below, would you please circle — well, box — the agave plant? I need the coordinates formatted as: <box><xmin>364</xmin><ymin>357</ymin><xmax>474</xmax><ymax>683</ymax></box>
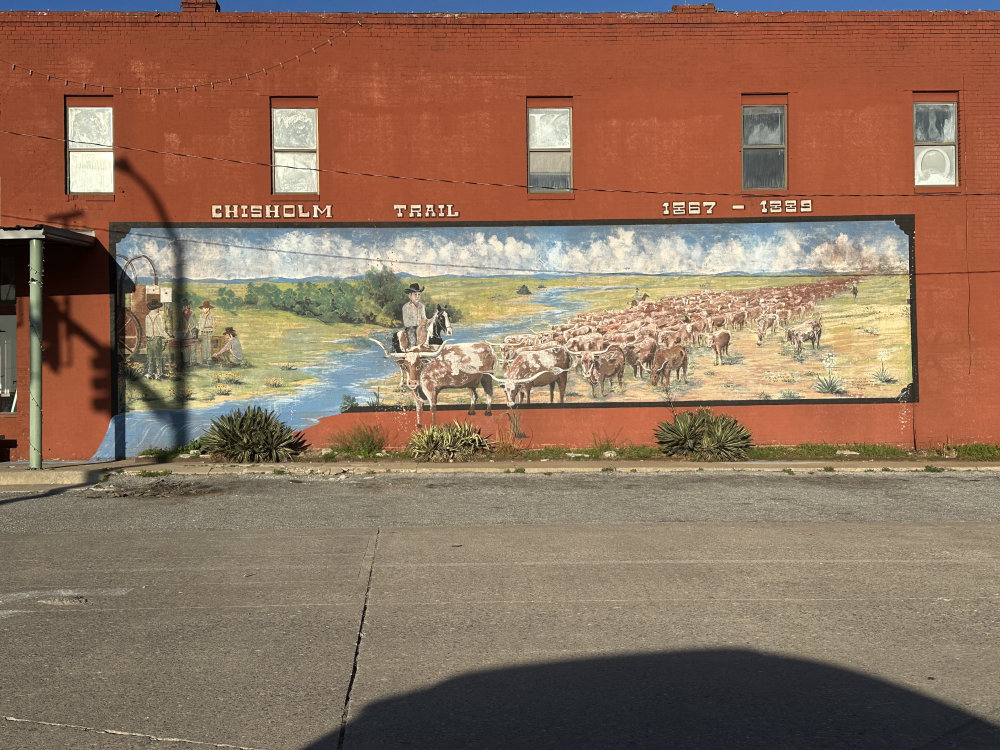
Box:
<box><xmin>200</xmin><ymin>406</ymin><xmax>307</xmax><ymax>462</ymax></box>
<box><xmin>408</xmin><ymin>422</ymin><xmax>492</xmax><ymax>462</ymax></box>
<box><xmin>697</xmin><ymin>413</ymin><xmax>753</xmax><ymax>461</ymax></box>
<box><xmin>653</xmin><ymin>409</ymin><xmax>712</xmax><ymax>457</ymax></box>
<box><xmin>654</xmin><ymin>408</ymin><xmax>752</xmax><ymax>461</ymax></box>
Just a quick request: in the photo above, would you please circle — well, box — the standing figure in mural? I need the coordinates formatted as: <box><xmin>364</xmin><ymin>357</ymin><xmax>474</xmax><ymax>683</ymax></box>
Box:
<box><xmin>852</xmin><ymin>282</ymin><xmax>859</xmax><ymax>301</ymax></box>
<box><xmin>177</xmin><ymin>298</ymin><xmax>199</xmax><ymax>368</ymax></box>
<box><xmin>213</xmin><ymin>327</ymin><xmax>244</xmax><ymax>366</ymax></box>
<box><xmin>197</xmin><ymin>300</ymin><xmax>216</xmax><ymax>365</ymax></box>
<box><xmin>144</xmin><ymin>300</ymin><xmax>167</xmax><ymax>380</ymax></box>
<box><xmin>401</xmin><ymin>283</ymin><xmax>427</xmax><ymax>350</ymax></box>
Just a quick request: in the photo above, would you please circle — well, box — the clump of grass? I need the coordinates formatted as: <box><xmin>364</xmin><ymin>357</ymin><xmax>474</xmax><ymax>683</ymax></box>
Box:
<box><xmin>408</xmin><ymin>422</ymin><xmax>492</xmax><ymax>462</ymax></box>
<box><xmin>278</xmin><ymin>363</ymin><xmax>298</xmax><ymax>370</ymax></box>
<box><xmin>601</xmin><ymin>466</ymin><xmax>615</xmax><ymax>472</ymax></box>
<box><xmin>924</xmin><ymin>465</ymin><xmax>946</xmax><ymax>473</ymax></box>
<box><xmin>779</xmin><ymin>390</ymin><xmax>802</xmax><ymax>400</ymax></box>
<box><xmin>782</xmin><ymin>468</ymin><xmax>794</xmax><ymax>475</ymax></box>
<box><xmin>326</xmin><ymin>424</ymin><xmax>389</xmax><ymax>459</ymax></box>
<box><xmin>872</xmin><ymin>363</ymin><xmax>898</xmax><ymax>384</ymax></box>
<box><xmin>263</xmin><ymin>377</ymin><xmax>285</xmax><ymax>388</ymax></box>
<box><xmin>814</xmin><ymin>373</ymin><xmax>847</xmax><ymax>395</ymax></box>
<box><xmin>951</xmin><ymin>443</ymin><xmax>1000</xmax><ymax>461</ymax></box>
<box><xmin>845</xmin><ymin>443</ymin><xmax>908</xmax><ymax>459</ymax></box>
<box><xmin>137</xmin><ymin>469</ymin><xmax>172</xmax><ymax>477</ymax></box>
<box><xmin>138</xmin><ymin>447</ymin><xmax>176</xmax><ymax>463</ymax></box>
<box><xmin>214</xmin><ymin>372</ymin><xmax>243</xmax><ymax>385</ymax></box>
<box><xmin>215</xmin><ymin>385</ymin><xmax>232</xmax><ymax>396</ymax></box>
<box><xmin>822</xmin><ymin>466</ymin><xmax>835</xmax><ymax>472</ymax></box>
<box><xmin>170</xmin><ymin>386</ymin><xmax>194</xmax><ymax>403</ymax></box>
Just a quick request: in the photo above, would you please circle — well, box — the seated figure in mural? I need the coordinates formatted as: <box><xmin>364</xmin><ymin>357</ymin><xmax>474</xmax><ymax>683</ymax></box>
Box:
<box><xmin>144</xmin><ymin>300</ymin><xmax>168</xmax><ymax>380</ymax></box>
<box><xmin>213</xmin><ymin>327</ymin><xmax>244</xmax><ymax>366</ymax></box>
<box><xmin>400</xmin><ymin>282</ymin><xmax>427</xmax><ymax>351</ymax></box>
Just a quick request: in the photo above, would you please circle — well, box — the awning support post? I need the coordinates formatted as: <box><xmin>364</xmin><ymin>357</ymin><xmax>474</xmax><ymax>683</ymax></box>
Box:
<box><xmin>29</xmin><ymin>237</ymin><xmax>43</xmax><ymax>469</ymax></box>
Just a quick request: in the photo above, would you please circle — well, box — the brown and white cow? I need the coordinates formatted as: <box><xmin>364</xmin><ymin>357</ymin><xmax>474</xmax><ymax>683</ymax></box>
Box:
<box><xmin>649</xmin><ymin>345</ymin><xmax>688</xmax><ymax>391</ymax></box>
<box><xmin>497</xmin><ymin>345</ymin><xmax>573</xmax><ymax>405</ymax></box>
<box><xmin>371</xmin><ymin>339</ymin><xmax>494</xmax><ymax>425</ymax></box>
<box><xmin>579</xmin><ymin>345</ymin><xmax>626</xmax><ymax>397</ymax></box>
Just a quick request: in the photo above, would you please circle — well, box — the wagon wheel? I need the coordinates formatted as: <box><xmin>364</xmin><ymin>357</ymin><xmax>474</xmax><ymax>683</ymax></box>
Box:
<box><xmin>118</xmin><ymin>308</ymin><xmax>144</xmax><ymax>360</ymax></box>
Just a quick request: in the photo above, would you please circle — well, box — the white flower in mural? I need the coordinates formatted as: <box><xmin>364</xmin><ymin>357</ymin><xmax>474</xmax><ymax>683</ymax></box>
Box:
<box><xmin>822</xmin><ymin>352</ymin><xmax>838</xmax><ymax>371</ymax></box>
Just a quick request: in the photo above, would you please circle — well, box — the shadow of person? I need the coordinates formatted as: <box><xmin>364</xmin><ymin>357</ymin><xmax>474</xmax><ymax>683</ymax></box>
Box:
<box><xmin>308</xmin><ymin>649</ymin><xmax>999</xmax><ymax>749</ymax></box>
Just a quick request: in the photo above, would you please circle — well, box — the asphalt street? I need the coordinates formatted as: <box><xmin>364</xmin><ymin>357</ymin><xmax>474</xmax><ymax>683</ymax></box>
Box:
<box><xmin>1</xmin><ymin>471</ymin><xmax>999</xmax><ymax>749</ymax></box>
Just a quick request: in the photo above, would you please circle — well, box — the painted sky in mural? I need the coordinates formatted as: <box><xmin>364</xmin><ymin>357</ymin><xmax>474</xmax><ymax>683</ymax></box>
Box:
<box><xmin>117</xmin><ymin>220</ymin><xmax>909</xmax><ymax>280</ymax></box>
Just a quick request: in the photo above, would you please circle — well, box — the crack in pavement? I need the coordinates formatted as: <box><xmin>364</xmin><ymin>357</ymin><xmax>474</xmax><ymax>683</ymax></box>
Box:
<box><xmin>3</xmin><ymin>716</ymin><xmax>267</xmax><ymax>749</ymax></box>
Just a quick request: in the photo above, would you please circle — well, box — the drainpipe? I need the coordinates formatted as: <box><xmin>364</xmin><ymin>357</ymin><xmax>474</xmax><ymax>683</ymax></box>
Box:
<box><xmin>29</xmin><ymin>237</ymin><xmax>43</xmax><ymax>469</ymax></box>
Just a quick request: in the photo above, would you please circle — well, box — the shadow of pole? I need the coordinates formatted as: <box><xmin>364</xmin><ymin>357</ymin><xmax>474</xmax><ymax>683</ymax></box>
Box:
<box><xmin>113</xmin><ymin>158</ymin><xmax>192</xmax><ymax>453</ymax></box>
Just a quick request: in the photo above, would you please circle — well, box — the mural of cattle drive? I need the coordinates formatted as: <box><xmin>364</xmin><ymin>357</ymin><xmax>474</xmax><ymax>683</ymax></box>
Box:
<box><xmin>104</xmin><ymin>218</ymin><xmax>915</xmax><ymax>456</ymax></box>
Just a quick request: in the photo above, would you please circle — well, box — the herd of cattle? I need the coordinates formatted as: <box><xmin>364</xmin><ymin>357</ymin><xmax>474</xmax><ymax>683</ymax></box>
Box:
<box><xmin>371</xmin><ymin>277</ymin><xmax>860</xmax><ymax>424</ymax></box>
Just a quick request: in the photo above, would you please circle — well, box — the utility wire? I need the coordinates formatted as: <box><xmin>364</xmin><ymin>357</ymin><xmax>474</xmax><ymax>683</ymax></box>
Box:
<box><xmin>0</xmin><ymin>127</ymin><xmax>993</xmax><ymax>199</ymax></box>
<box><xmin>5</xmin><ymin>210</ymin><xmax>992</xmax><ymax>281</ymax></box>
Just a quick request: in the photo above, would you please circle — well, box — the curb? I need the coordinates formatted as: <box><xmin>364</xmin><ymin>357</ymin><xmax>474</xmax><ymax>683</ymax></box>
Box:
<box><xmin>4</xmin><ymin>459</ymin><xmax>1000</xmax><ymax>488</ymax></box>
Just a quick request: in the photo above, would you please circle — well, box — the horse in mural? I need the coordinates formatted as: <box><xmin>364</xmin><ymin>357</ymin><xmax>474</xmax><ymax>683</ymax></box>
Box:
<box><xmin>391</xmin><ymin>304</ymin><xmax>453</xmax><ymax>353</ymax></box>
<box><xmin>386</xmin><ymin>304</ymin><xmax>454</xmax><ymax>392</ymax></box>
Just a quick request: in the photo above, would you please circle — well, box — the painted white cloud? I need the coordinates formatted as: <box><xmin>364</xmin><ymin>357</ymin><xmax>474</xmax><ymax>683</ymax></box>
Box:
<box><xmin>117</xmin><ymin>221</ymin><xmax>909</xmax><ymax>281</ymax></box>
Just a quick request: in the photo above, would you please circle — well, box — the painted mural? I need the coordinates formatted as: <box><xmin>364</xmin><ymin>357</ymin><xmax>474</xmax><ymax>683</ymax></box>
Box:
<box><xmin>103</xmin><ymin>218</ymin><xmax>915</xmax><ymax>457</ymax></box>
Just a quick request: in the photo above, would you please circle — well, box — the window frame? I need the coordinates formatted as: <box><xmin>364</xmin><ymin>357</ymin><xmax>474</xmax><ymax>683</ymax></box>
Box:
<box><xmin>913</xmin><ymin>94</ymin><xmax>958</xmax><ymax>188</ymax></box>
<box><xmin>741</xmin><ymin>96</ymin><xmax>788</xmax><ymax>192</ymax></box>
<box><xmin>66</xmin><ymin>96</ymin><xmax>115</xmax><ymax>195</ymax></box>
<box><xmin>527</xmin><ymin>98</ymin><xmax>573</xmax><ymax>195</ymax></box>
<box><xmin>270</xmin><ymin>97</ymin><xmax>319</xmax><ymax>195</ymax></box>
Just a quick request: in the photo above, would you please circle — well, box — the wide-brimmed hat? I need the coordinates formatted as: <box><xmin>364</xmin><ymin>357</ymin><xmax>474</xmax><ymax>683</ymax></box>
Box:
<box><xmin>224</xmin><ymin>327</ymin><xmax>237</xmax><ymax>336</ymax></box>
<box><xmin>406</xmin><ymin>283</ymin><xmax>425</xmax><ymax>294</ymax></box>
<box><xmin>147</xmin><ymin>300</ymin><xmax>163</xmax><ymax>310</ymax></box>
<box><xmin>200</xmin><ymin>300</ymin><xmax>214</xmax><ymax>309</ymax></box>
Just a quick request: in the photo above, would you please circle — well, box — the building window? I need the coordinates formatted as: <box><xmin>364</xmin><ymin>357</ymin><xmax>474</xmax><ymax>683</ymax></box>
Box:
<box><xmin>272</xmin><ymin>105</ymin><xmax>318</xmax><ymax>194</ymax></box>
<box><xmin>914</xmin><ymin>101</ymin><xmax>957</xmax><ymax>186</ymax></box>
<box><xmin>528</xmin><ymin>105</ymin><xmax>572</xmax><ymax>193</ymax></box>
<box><xmin>66</xmin><ymin>102</ymin><xmax>114</xmax><ymax>194</ymax></box>
<box><xmin>742</xmin><ymin>103</ymin><xmax>786</xmax><ymax>190</ymax></box>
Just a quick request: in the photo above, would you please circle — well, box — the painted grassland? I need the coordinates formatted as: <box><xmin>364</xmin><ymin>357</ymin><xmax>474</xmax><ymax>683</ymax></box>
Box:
<box><xmin>369</xmin><ymin>273</ymin><xmax>913</xmax><ymax>408</ymax></box>
<box><xmin>123</xmin><ymin>285</ymin><xmax>352</xmax><ymax>411</ymax></box>
<box><xmin>123</xmin><ymin>274</ymin><xmax>913</xmax><ymax>412</ymax></box>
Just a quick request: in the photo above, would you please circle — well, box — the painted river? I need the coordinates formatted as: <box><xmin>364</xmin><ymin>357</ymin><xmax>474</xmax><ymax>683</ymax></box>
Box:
<box><xmin>92</xmin><ymin>285</ymin><xmax>609</xmax><ymax>458</ymax></box>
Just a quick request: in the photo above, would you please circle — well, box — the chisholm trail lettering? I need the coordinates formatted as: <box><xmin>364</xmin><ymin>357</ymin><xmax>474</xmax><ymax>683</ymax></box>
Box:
<box><xmin>211</xmin><ymin>204</ymin><xmax>333</xmax><ymax>219</ymax></box>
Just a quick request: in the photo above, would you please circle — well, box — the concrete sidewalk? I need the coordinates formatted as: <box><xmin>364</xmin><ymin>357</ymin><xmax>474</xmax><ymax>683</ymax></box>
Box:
<box><xmin>3</xmin><ymin>454</ymin><xmax>1000</xmax><ymax>487</ymax></box>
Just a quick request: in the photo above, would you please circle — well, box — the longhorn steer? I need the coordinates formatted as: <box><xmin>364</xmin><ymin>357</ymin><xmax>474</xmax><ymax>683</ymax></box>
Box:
<box><xmin>500</xmin><ymin>345</ymin><xmax>572</xmax><ymax>405</ymax></box>
<box><xmin>371</xmin><ymin>339</ymin><xmax>494</xmax><ymax>425</ymax></box>
<box><xmin>710</xmin><ymin>330</ymin><xmax>731</xmax><ymax>365</ymax></box>
<box><xmin>579</xmin><ymin>345</ymin><xmax>626</xmax><ymax>397</ymax></box>
<box><xmin>649</xmin><ymin>345</ymin><xmax>688</xmax><ymax>390</ymax></box>
<box><xmin>624</xmin><ymin>336</ymin><xmax>657</xmax><ymax>378</ymax></box>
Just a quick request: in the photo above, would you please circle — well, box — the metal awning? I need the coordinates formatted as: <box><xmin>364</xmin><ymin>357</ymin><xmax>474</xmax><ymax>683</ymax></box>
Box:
<box><xmin>0</xmin><ymin>224</ymin><xmax>97</xmax><ymax>247</ymax></box>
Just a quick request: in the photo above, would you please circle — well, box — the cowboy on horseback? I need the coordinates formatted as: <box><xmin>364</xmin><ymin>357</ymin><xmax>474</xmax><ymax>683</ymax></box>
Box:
<box><xmin>401</xmin><ymin>282</ymin><xmax>427</xmax><ymax>350</ymax></box>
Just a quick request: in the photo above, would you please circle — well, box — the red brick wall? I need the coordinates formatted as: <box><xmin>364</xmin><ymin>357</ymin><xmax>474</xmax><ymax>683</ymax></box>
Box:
<box><xmin>2</xmin><ymin>7</ymin><xmax>999</xmax><ymax>456</ymax></box>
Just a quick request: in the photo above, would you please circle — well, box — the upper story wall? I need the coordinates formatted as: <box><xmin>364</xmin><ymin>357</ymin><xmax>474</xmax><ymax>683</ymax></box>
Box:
<box><xmin>1</xmin><ymin>7</ymin><xmax>999</xmax><ymax>236</ymax></box>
